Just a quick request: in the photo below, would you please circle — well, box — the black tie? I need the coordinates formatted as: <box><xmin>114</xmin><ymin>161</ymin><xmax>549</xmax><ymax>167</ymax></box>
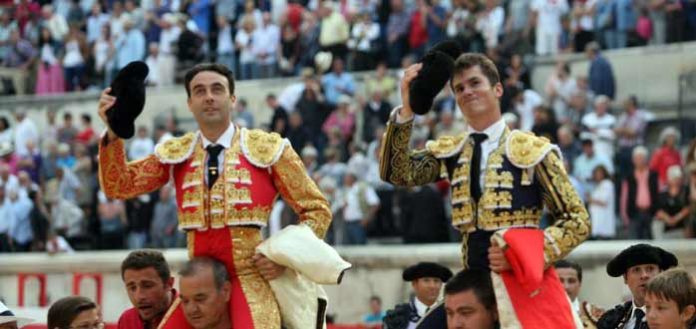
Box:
<box><xmin>470</xmin><ymin>133</ymin><xmax>488</xmax><ymax>203</ymax></box>
<box><xmin>633</xmin><ymin>309</ymin><xmax>645</xmax><ymax>329</ymax></box>
<box><xmin>206</xmin><ymin>144</ymin><xmax>224</xmax><ymax>188</ymax></box>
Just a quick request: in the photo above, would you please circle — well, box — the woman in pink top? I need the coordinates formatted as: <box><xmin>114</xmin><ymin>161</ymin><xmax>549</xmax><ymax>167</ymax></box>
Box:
<box><xmin>322</xmin><ymin>95</ymin><xmax>355</xmax><ymax>142</ymax></box>
<box><xmin>650</xmin><ymin>127</ymin><xmax>683</xmax><ymax>190</ymax></box>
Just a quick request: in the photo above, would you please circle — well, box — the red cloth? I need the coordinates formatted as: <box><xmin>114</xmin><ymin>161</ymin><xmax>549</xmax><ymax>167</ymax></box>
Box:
<box><xmin>500</xmin><ymin>229</ymin><xmax>577</xmax><ymax>329</ymax></box>
<box><xmin>286</xmin><ymin>4</ymin><xmax>304</xmax><ymax>32</ymax></box>
<box><xmin>76</xmin><ymin>127</ymin><xmax>95</xmax><ymax>144</ymax></box>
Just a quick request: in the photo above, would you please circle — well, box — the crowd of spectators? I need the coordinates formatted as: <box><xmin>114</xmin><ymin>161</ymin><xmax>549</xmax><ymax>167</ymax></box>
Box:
<box><xmin>1</xmin><ymin>0</ymin><xmax>696</xmax><ymax>95</ymax></box>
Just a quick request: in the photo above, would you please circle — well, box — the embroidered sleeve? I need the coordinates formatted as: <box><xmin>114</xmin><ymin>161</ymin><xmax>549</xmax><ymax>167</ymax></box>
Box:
<box><xmin>98</xmin><ymin>137</ymin><xmax>171</xmax><ymax>200</ymax></box>
<box><xmin>271</xmin><ymin>145</ymin><xmax>332</xmax><ymax>238</ymax></box>
<box><xmin>379</xmin><ymin>119</ymin><xmax>442</xmax><ymax>187</ymax></box>
<box><xmin>534</xmin><ymin>151</ymin><xmax>590</xmax><ymax>264</ymax></box>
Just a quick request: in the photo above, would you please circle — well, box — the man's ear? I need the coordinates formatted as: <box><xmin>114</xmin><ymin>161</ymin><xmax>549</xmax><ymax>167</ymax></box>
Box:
<box><xmin>681</xmin><ymin>305</ymin><xmax>695</xmax><ymax>324</ymax></box>
<box><xmin>166</xmin><ymin>276</ymin><xmax>175</xmax><ymax>289</ymax></box>
<box><xmin>494</xmin><ymin>82</ymin><xmax>504</xmax><ymax>98</ymax></box>
<box><xmin>222</xmin><ymin>281</ymin><xmax>232</xmax><ymax>302</ymax></box>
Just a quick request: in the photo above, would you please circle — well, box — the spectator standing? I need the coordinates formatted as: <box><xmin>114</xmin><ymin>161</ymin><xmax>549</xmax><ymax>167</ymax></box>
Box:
<box><xmin>364</xmin><ymin>62</ymin><xmax>397</xmax><ymax>100</ymax></box>
<box><xmin>145</xmin><ymin>43</ymin><xmax>161</xmax><ymax>86</ymax></box>
<box><xmin>558</xmin><ymin>125</ymin><xmax>582</xmax><ymax>165</ymax></box>
<box><xmin>124</xmin><ymin>0</ymin><xmax>146</xmax><ymax>31</ymax></box>
<box><xmin>649</xmin><ymin>0</ymin><xmax>669</xmax><ymax>45</ymax></box>
<box><xmin>322</xmin><ymin>95</ymin><xmax>355</xmax><ymax>142</ymax></box>
<box><xmin>650</xmin><ymin>127</ymin><xmax>683</xmax><ymax>190</ymax></box>
<box><xmin>614</xmin><ymin>0</ymin><xmax>637</xmax><ymax>49</ymax></box>
<box><xmin>252</xmin><ymin>12</ymin><xmax>280</xmax><ymax>79</ymax></box>
<box><xmin>267</xmin><ymin>94</ymin><xmax>288</xmax><ymax>137</ymax></box>
<box><xmin>235</xmin><ymin>15</ymin><xmax>257</xmax><ymax>80</ymax></box>
<box><xmin>187</xmin><ymin>0</ymin><xmax>211</xmax><ymax>44</ymax></box>
<box><xmin>150</xmin><ymin>185</ymin><xmax>179</xmax><ymax>248</ymax></box>
<box><xmin>582</xmin><ymin>95</ymin><xmax>616</xmax><ymax>158</ymax></box>
<box><xmin>386</xmin><ymin>0</ymin><xmax>410</xmax><ymax>68</ymax></box>
<box><xmin>50</xmin><ymin>196</ymin><xmax>84</xmax><ymax>246</ymax></box>
<box><xmin>476</xmin><ymin>0</ymin><xmax>504</xmax><ymax>51</ymax></box>
<box><xmin>86</xmin><ymin>3</ymin><xmax>109</xmax><ymax>44</ymax></box>
<box><xmin>93</xmin><ymin>24</ymin><xmax>115</xmax><ymax>88</ymax></box>
<box><xmin>97</xmin><ymin>191</ymin><xmax>126</xmax><ymax>249</ymax></box>
<box><xmin>426</xmin><ymin>0</ymin><xmax>448</xmax><ymax>48</ymax></box>
<box><xmin>588</xmin><ymin>165</ymin><xmax>616</xmax><ymax>239</ymax></box>
<box><xmin>571</xmin><ymin>0</ymin><xmax>596</xmax><ymax>52</ymax></box>
<box><xmin>234</xmin><ymin>98</ymin><xmax>255</xmax><ymax>128</ymax></box>
<box><xmin>363</xmin><ymin>296</ymin><xmax>386</xmax><ymax>328</ymax></box>
<box><xmin>1</xmin><ymin>30</ymin><xmax>36</xmax><ymax>95</ymax></box>
<box><xmin>347</xmin><ymin>11</ymin><xmax>380</xmax><ymax>71</ymax></box>
<box><xmin>362</xmin><ymin>91</ymin><xmax>392</xmax><ymax>143</ymax></box>
<box><xmin>286</xmin><ymin>111</ymin><xmax>312</xmax><ymax>152</ymax></box>
<box><xmin>35</xmin><ymin>27</ymin><xmax>65</xmax><ymax>95</ymax></box>
<box><xmin>115</xmin><ymin>15</ymin><xmax>146</xmax><ymax>71</ymax></box>
<box><xmin>545</xmin><ymin>61</ymin><xmax>577</xmax><ymax>123</ymax></box>
<box><xmin>339</xmin><ymin>169</ymin><xmax>379</xmax><ymax>244</ymax></box>
<box><xmin>509</xmin><ymin>86</ymin><xmax>543</xmax><ymax>132</ymax></box>
<box><xmin>621</xmin><ymin>146</ymin><xmax>659</xmax><ymax>239</ymax></box>
<box><xmin>585</xmin><ymin>42</ymin><xmax>615</xmax><ymax>99</ymax></box>
<box><xmin>157</xmin><ymin>14</ymin><xmax>180</xmax><ymax>86</ymax></box>
<box><xmin>653</xmin><ymin>165</ymin><xmax>690</xmax><ymax>239</ymax></box>
<box><xmin>57</xmin><ymin>113</ymin><xmax>78</xmax><ymax>146</ymax></box>
<box><xmin>531</xmin><ymin>0</ymin><xmax>569</xmax><ymax>55</ymax></box>
<box><xmin>614</xmin><ymin>95</ymin><xmax>649</xmax><ymax>175</ymax></box>
<box><xmin>13</xmin><ymin>111</ymin><xmax>39</xmax><ymax>159</ymax></box>
<box><xmin>278</xmin><ymin>22</ymin><xmax>301</xmax><ymax>76</ymax></box>
<box><xmin>573</xmin><ymin>138</ymin><xmax>614</xmax><ymax>193</ymax></box>
<box><xmin>62</xmin><ymin>25</ymin><xmax>88</xmax><ymax>92</ymax></box>
<box><xmin>42</xmin><ymin>5</ymin><xmax>69</xmax><ymax>43</ymax></box>
<box><xmin>0</xmin><ymin>184</ymin><xmax>16</xmax><ymax>252</ymax></box>
<box><xmin>0</xmin><ymin>117</ymin><xmax>11</xmax><ymax>145</ymax></box>
<box><xmin>215</xmin><ymin>16</ymin><xmax>235</xmax><ymax>73</ymax></box>
<box><xmin>408</xmin><ymin>0</ymin><xmax>429</xmax><ymax>59</ymax></box>
<box><xmin>8</xmin><ymin>189</ymin><xmax>33</xmax><ymax>251</ymax></box>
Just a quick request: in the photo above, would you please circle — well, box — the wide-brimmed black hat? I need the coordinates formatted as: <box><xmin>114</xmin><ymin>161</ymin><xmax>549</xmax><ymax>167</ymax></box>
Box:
<box><xmin>606</xmin><ymin>244</ymin><xmax>678</xmax><ymax>277</ymax></box>
<box><xmin>108</xmin><ymin>61</ymin><xmax>149</xmax><ymax>139</ymax></box>
<box><xmin>409</xmin><ymin>40</ymin><xmax>462</xmax><ymax>115</ymax></box>
<box><xmin>402</xmin><ymin>262</ymin><xmax>453</xmax><ymax>282</ymax></box>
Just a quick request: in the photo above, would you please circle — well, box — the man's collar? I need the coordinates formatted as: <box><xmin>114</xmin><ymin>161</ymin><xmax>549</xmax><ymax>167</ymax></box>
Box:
<box><xmin>630</xmin><ymin>301</ymin><xmax>646</xmax><ymax>321</ymax></box>
<box><xmin>413</xmin><ymin>296</ymin><xmax>436</xmax><ymax>317</ymax></box>
<box><xmin>466</xmin><ymin>118</ymin><xmax>506</xmax><ymax>144</ymax></box>
<box><xmin>201</xmin><ymin>123</ymin><xmax>235</xmax><ymax>149</ymax></box>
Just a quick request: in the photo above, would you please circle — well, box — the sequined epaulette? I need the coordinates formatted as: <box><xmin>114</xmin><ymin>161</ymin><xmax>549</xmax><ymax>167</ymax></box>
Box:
<box><xmin>240</xmin><ymin>128</ymin><xmax>289</xmax><ymax>168</ymax></box>
<box><xmin>425</xmin><ymin>134</ymin><xmax>467</xmax><ymax>159</ymax></box>
<box><xmin>154</xmin><ymin>132</ymin><xmax>199</xmax><ymax>164</ymax></box>
<box><xmin>505</xmin><ymin>130</ymin><xmax>561</xmax><ymax>169</ymax></box>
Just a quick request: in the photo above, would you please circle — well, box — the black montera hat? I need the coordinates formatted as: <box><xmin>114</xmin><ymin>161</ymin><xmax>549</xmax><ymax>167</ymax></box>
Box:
<box><xmin>606</xmin><ymin>244</ymin><xmax>678</xmax><ymax>277</ymax></box>
<box><xmin>409</xmin><ymin>40</ymin><xmax>463</xmax><ymax>115</ymax></box>
<box><xmin>108</xmin><ymin>61</ymin><xmax>149</xmax><ymax>139</ymax></box>
<box><xmin>402</xmin><ymin>262</ymin><xmax>453</xmax><ymax>282</ymax></box>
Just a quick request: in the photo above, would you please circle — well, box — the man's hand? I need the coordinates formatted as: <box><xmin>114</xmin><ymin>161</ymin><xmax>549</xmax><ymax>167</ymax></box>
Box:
<box><xmin>98</xmin><ymin>87</ymin><xmax>118</xmax><ymax>141</ymax></box>
<box><xmin>488</xmin><ymin>243</ymin><xmax>511</xmax><ymax>273</ymax></box>
<box><xmin>252</xmin><ymin>254</ymin><xmax>286</xmax><ymax>281</ymax></box>
<box><xmin>398</xmin><ymin>63</ymin><xmax>422</xmax><ymax>120</ymax></box>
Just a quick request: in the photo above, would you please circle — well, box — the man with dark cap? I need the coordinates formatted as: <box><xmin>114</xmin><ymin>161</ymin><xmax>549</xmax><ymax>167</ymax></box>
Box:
<box><xmin>384</xmin><ymin>262</ymin><xmax>453</xmax><ymax>329</ymax></box>
<box><xmin>597</xmin><ymin>244</ymin><xmax>679</xmax><ymax>329</ymax></box>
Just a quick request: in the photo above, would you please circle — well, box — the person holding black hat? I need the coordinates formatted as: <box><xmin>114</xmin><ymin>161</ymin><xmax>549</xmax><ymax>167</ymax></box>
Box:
<box><xmin>384</xmin><ymin>262</ymin><xmax>453</xmax><ymax>329</ymax></box>
<box><xmin>96</xmin><ymin>62</ymin><xmax>331</xmax><ymax>329</ymax></box>
<box><xmin>597</xmin><ymin>243</ymin><xmax>679</xmax><ymax>329</ymax></box>
<box><xmin>380</xmin><ymin>49</ymin><xmax>589</xmax><ymax>272</ymax></box>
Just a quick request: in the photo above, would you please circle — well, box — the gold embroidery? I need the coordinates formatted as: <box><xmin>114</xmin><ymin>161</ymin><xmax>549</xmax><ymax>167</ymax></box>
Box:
<box><xmin>98</xmin><ymin>138</ymin><xmax>170</xmax><ymax>199</ymax></box>
<box><xmin>478</xmin><ymin>209</ymin><xmax>541</xmax><ymax>231</ymax></box>
<box><xmin>480</xmin><ymin>191</ymin><xmax>512</xmax><ymax>210</ymax></box>
<box><xmin>535</xmin><ymin>151</ymin><xmax>590</xmax><ymax>264</ymax></box>
<box><xmin>506</xmin><ymin>130</ymin><xmax>555</xmax><ymax>168</ymax></box>
<box><xmin>451</xmin><ymin>185</ymin><xmax>470</xmax><ymax>205</ymax></box>
<box><xmin>488</xmin><ymin>151</ymin><xmax>504</xmax><ymax>168</ymax></box>
<box><xmin>379</xmin><ymin>120</ymin><xmax>441</xmax><ymax>187</ymax></box>
<box><xmin>154</xmin><ymin>132</ymin><xmax>198</xmax><ymax>163</ymax></box>
<box><xmin>157</xmin><ymin>297</ymin><xmax>181</xmax><ymax>329</ymax></box>
<box><xmin>425</xmin><ymin>134</ymin><xmax>467</xmax><ymax>158</ymax></box>
<box><xmin>451</xmin><ymin>166</ymin><xmax>469</xmax><ymax>185</ymax></box>
<box><xmin>484</xmin><ymin>171</ymin><xmax>513</xmax><ymax>189</ymax></box>
<box><xmin>272</xmin><ymin>146</ymin><xmax>332</xmax><ymax>238</ymax></box>
<box><xmin>242</xmin><ymin>129</ymin><xmax>286</xmax><ymax>167</ymax></box>
<box><xmin>230</xmin><ymin>227</ymin><xmax>281</xmax><ymax>329</ymax></box>
<box><xmin>224</xmin><ymin>206</ymin><xmax>272</xmax><ymax>226</ymax></box>
<box><xmin>451</xmin><ymin>204</ymin><xmax>474</xmax><ymax>228</ymax></box>
<box><xmin>225</xmin><ymin>167</ymin><xmax>252</xmax><ymax>184</ymax></box>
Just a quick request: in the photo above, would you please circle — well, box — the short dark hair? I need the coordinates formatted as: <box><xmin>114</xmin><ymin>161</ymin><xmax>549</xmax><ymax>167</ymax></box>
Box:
<box><xmin>554</xmin><ymin>259</ymin><xmax>583</xmax><ymax>282</ymax></box>
<box><xmin>47</xmin><ymin>296</ymin><xmax>97</xmax><ymax>329</ymax></box>
<box><xmin>452</xmin><ymin>53</ymin><xmax>501</xmax><ymax>86</ymax></box>
<box><xmin>184</xmin><ymin>63</ymin><xmax>235</xmax><ymax>98</ymax></box>
<box><xmin>444</xmin><ymin>269</ymin><xmax>496</xmax><ymax>310</ymax></box>
<box><xmin>646</xmin><ymin>268</ymin><xmax>696</xmax><ymax>312</ymax></box>
<box><xmin>370</xmin><ymin>296</ymin><xmax>381</xmax><ymax>304</ymax></box>
<box><xmin>121</xmin><ymin>250</ymin><xmax>171</xmax><ymax>284</ymax></box>
<box><xmin>179</xmin><ymin>257</ymin><xmax>230</xmax><ymax>290</ymax></box>
<box><xmin>63</xmin><ymin>112</ymin><xmax>73</xmax><ymax>120</ymax></box>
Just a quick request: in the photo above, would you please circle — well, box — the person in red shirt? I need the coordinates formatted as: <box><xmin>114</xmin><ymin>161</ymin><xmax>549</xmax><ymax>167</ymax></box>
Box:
<box><xmin>649</xmin><ymin>127</ymin><xmax>683</xmax><ymax>190</ymax></box>
<box><xmin>118</xmin><ymin>250</ymin><xmax>177</xmax><ymax>329</ymax></box>
<box><xmin>76</xmin><ymin>113</ymin><xmax>96</xmax><ymax>144</ymax></box>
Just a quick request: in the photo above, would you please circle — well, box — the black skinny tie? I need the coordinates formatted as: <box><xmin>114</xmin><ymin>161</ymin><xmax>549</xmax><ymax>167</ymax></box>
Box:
<box><xmin>206</xmin><ymin>144</ymin><xmax>224</xmax><ymax>188</ymax></box>
<box><xmin>470</xmin><ymin>133</ymin><xmax>488</xmax><ymax>203</ymax></box>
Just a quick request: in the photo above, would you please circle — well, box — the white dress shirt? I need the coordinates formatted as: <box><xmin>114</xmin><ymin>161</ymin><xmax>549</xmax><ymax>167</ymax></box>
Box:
<box><xmin>624</xmin><ymin>302</ymin><xmax>646</xmax><ymax>329</ymax></box>
<box><xmin>200</xmin><ymin>123</ymin><xmax>235</xmax><ymax>185</ymax></box>
<box><xmin>465</xmin><ymin>118</ymin><xmax>507</xmax><ymax>191</ymax></box>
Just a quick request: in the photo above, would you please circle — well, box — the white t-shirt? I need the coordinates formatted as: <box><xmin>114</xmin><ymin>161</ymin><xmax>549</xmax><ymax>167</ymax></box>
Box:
<box><xmin>589</xmin><ymin>179</ymin><xmax>615</xmax><ymax>237</ymax></box>
<box><xmin>531</xmin><ymin>0</ymin><xmax>569</xmax><ymax>34</ymax></box>
<box><xmin>236</xmin><ymin>29</ymin><xmax>255</xmax><ymax>64</ymax></box>
<box><xmin>342</xmin><ymin>183</ymin><xmax>380</xmax><ymax>222</ymax></box>
<box><xmin>14</xmin><ymin>118</ymin><xmax>39</xmax><ymax>158</ymax></box>
<box><xmin>581</xmin><ymin>112</ymin><xmax>616</xmax><ymax>156</ymax></box>
<box><xmin>515</xmin><ymin>89</ymin><xmax>544</xmax><ymax>132</ymax></box>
